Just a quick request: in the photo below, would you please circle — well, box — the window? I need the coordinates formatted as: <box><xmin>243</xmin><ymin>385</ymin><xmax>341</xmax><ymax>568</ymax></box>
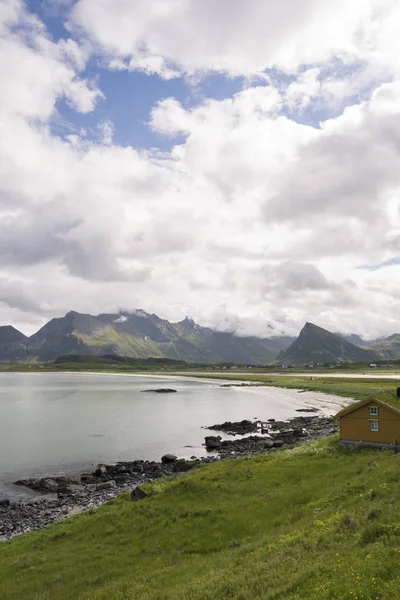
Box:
<box><xmin>369</xmin><ymin>406</ymin><xmax>379</xmax><ymax>416</ymax></box>
<box><xmin>370</xmin><ymin>420</ymin><xmax>379</xmax><ymax>432</ymax></box>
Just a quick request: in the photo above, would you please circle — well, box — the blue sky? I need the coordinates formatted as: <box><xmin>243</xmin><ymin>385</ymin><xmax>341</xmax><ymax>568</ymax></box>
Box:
<box><xmin>26</xmin><ymin>0</ymin><xmax>249</xmax><ymax>148</ymax></box>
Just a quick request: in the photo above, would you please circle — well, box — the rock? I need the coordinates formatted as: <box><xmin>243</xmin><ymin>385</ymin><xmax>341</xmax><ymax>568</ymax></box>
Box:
<box><xmin>204</xmin><ymin>436</ymin><xmax>222</xmax><ymax>449</ymax></box>
<box><xmin>291</xmin><ymin>429</ymin><xmax>304</xmax><ymax>437</ymax></box>
<box><xmin>272</xmin><ymin>440</ymin><xmax>284</xmax><ymax>448</ymax></box>
<box><xmin>161</xmin><ymin>454</ymin><xmax>177</xmax><ymax>464</ymax></box>
<box><xmin>131</xmin><ymin>486</ymin><xmax>151</xmax><ymax>501</ymax></box>
<box><xmin>94</xmin><ymin>464</ymin><xmax>107</xmax><ymax>477</ymax></box>
<box><xmin>95</xmin><ymin>480</ymin><xmax>116</xmax><ymax>491</ymax></box>
<box><xmin>39</xmin><ymin>478</ymin><xmax>59</xmax><ymax>493</ymax></box>
<box><xmin>0</xmin><ymin>499</ymin><xmax>10</xmax><ymax>508</ymax></box>
<box><xmin>267</xmin><ymin>419</ymin><xmax>276</xmax><ymax>423</ymax></box>
<box><xmin>141</xmin><ymin>388</ymin><xmax>177</xmax><ymax>393</ymax></box>
<box><xmin>296</xmin><ymin>408</ymin><xmax>319</xmax><ymax>413</ymax></box>
<box><xmin>80</xmin><ymin>473</ymin><xmax>96</xmax><ymax>484</ymax></box>
<box><xmin>206</xmin><ymin>420</ymin><xmax>258</xmax><ymax>435</ymax></box>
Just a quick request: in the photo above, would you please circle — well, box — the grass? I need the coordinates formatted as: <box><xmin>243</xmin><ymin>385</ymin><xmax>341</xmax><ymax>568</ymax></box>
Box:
<box><xmin>174</xmin><ymin>372</ymin><xmax>400</xmax><ymax>402</ymax></box>
<box><xmin>2</xmin><ymin>434</ymin><xmax>400</xmax><ymax>599</ymax></box>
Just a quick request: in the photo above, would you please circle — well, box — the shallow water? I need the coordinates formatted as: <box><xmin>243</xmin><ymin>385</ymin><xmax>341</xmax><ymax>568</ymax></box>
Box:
<box><xmin>0</xmin><ymin>372</ymin><xmax>349</xmax><ymax>500</ymax></box>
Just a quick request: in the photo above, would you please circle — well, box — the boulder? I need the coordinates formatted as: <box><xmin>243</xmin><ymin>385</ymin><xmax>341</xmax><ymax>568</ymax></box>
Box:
<box><xmin>0</xmin><ymin>499</ymin><xmax>10</xmax><ymax>508</ymax></box>
<box><xmin>95</xmin><ymin>480</ymin><xmax>116</xmax><ymax>491</ymax></box>
<box><xmin>291</xmin><ymin>429</ymin><xmax>304</xmax><ymax>437</ymax></box>
<box><xmin>161</xmin><ymin>454</ymin><xmax>177</xmax><ymax>464</ymax></box>
<box><xmin>94</xmin><ymin>464</ymin><xmax>107</xmax><ymax>477</ymax></box>
<box><xmin>272</xmin><ymin>440</ymin><xmax>284</xmax><ymax>448</ymax></box>
<box><xmin>39</xmin><ymin>478</ymin><xmax>59</xmax><ymax>493</ymax></box>
<box><xmin>131</xmin><ymin>485</ymin><xmax>151</xmax><ymax>501</ymax></box>
<box><xmin>205</xmin><ymin>436</ymin><xmax>222</xmax><ymax>449</ymax></box>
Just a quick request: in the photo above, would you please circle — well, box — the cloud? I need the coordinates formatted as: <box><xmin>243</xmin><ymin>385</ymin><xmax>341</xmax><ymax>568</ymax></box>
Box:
<box><xmin>69</xmin><ymin>0</ymin><xmax>379</xmax><ymax>77</ymax></box>
<box><xmin>2</xmin><ymin>0</ymin><xmax>400</xmax><ymax>341</ymax></box>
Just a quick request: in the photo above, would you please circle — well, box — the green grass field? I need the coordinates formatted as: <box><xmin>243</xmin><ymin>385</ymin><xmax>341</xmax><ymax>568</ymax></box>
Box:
<box><xmin>2</xmin><ymin>433</ymin><xmax>400</xmax><ymax>600</ymax></box>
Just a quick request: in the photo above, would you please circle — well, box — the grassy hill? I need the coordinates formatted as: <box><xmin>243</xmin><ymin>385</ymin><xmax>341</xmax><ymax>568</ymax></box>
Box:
<box><xmin>277</xmin><ymin>322</ymin><xmax>379</xmax><ymax>366</ymax></box>
<box><xmin>2</xmin><ymin>420</ymin><xmax>400</xmax><ymax>599</ymax></box>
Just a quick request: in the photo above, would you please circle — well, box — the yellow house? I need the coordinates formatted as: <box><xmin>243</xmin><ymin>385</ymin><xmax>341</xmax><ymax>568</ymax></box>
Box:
<box><xmin>336</xmin><ymin>397</ymin><xmax>400</xmax><ymax>448</ymax></box>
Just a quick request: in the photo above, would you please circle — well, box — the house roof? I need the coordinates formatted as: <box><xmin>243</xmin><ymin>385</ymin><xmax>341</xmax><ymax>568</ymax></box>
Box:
<box><xmin>335</xmin><ymin>396</ymin><xmax>400</xmax><ymax>419</ymax></box>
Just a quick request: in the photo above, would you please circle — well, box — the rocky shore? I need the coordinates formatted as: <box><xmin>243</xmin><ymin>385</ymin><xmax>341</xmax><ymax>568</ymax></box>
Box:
<box><xmin>0</xmin><ymin>415</ymin><xmax>337</xmax><ymax>542</ymax></box>
<box><xmin>212</xmin><ymin>415</ymin><xmax>338</xmax><ymax>458</ymax></box>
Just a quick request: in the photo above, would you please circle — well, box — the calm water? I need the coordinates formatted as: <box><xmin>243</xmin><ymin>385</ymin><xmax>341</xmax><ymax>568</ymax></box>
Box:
<box><xmin>0</xmin><ymin>373</ymin><xmax>348</xmax><ymax>500</ymax></box>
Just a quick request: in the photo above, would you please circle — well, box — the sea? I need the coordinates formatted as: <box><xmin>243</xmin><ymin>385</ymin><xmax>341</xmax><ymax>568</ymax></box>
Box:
<box><xmin>0</xmin><ymin>372</ymin><xmax>349</xmax><ymax>500</ymax></box>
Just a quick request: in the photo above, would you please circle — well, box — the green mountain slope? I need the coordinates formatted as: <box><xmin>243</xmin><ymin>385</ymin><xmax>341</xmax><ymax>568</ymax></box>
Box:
<box><xmin>276</xmin><ymin>322</ymin><xmax>380</xmax><ymax>366</ymax></box>
<box><xmin>1</xmin><ymin>310</ymin><xmax>293</xmax><ymax>364</ymax></box>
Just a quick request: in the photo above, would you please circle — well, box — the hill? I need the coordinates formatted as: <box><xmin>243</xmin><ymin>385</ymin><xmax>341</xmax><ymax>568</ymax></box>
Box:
<box><xmin>0</xmin><ymin>310</ymin><xmax>293</xmax><ymax>364</ymax></box>
<box><xmin>276</xmin><ymin>322</ymin><xmax>380</xmax><ymax>366</ymax></box>
<box><xmin>1</xmin><ymin>428</ymin><xmax>400</xmax><ymax>599</ymax></box>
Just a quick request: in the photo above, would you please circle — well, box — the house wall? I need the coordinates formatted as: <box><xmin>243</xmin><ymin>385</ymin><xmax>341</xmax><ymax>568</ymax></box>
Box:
<box><xmin>340</xmin><ymin>401</ymin><xmax>400</xmax><ymax>444</ymax></box>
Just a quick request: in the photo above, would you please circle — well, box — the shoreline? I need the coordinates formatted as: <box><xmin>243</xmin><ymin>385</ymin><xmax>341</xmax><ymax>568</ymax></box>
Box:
<box><xmin>6</xmin><ymin>369</ymin><xmax>400</xmax><ymax>380</ymax></box>
<box><xmin>0</xmin><ymin>412</ymin><xmax>340</xmax><ymax>542</ymax></box>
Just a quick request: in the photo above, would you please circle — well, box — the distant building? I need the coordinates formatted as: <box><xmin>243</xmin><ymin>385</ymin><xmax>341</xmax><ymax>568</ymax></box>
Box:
<box><xmin>369</xmin><ymin>363</ymin><xmax>377</xmax><ymax>368</ymax></box>
<box><xmin>336</xmin><ymin>398</ymin><xmax>400</xmax><ymax>448</ymax></box>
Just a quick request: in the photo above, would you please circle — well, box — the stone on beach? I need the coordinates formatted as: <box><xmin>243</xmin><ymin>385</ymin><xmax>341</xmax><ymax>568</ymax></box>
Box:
<box><xmin>95</xmin><ymin>480</ymin><xmax>116</xmax><ymax>491</ymax></box>
<box><xmin>161</xmin><ymin>454</ymin><xmax>177</xmax><ymax>464</ymax></box>
<box><xmin>204</xmin><ymin>436</ymin><xmax>222</xmax><ymax>449</ymax></box>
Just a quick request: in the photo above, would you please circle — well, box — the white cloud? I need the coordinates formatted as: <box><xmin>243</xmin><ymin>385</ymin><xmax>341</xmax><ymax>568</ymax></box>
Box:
<box><xmin>285</xmin><ymin>69</ymin><xmax>321</xmax><ymax>111</ymax></box>
<box><xmin>70</xmin><ymin>0</ymin><xmax>376</xmax><ymax>77</ymax></box>
<box><xmin>2</xmin><ymin>1</ymin><xmax>400</xmax><ymax>341</ymax></box>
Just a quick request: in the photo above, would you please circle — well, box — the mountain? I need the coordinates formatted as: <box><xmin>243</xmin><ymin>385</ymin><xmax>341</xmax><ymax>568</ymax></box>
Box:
<box><xmin>0</xmin><ymin>326</ymin><xmax>29</xmax><ymax>363</ymax></box>
<box><xmin>0</xmin><ymin>326</ymin><xmax>27</xmax><ymax>345</ymax></box>
<box><xmin>369</xmin><ymin>334</ymin><xmax>400</xmax><ymax>360</ymax></box>
<box><xmin>0</xmin><ymin>310</ymin><xmax>294</xmax><ymax>364</ymax></box>
<box><xmin>276</xmin><ymin>322</ymin><xmax>380</xmax><ymax>366</ymax></box>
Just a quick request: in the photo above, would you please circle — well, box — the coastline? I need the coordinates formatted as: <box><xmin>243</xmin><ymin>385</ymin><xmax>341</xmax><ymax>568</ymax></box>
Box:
<box><xmin>0</xmin><ymin>374</ymin><xmax>352</xmax><ymax>542</ymax></box>
<box><xmin>1</xmin><ymin>411</ymin><xmax>341</xmax><ymax>542</ymax></box>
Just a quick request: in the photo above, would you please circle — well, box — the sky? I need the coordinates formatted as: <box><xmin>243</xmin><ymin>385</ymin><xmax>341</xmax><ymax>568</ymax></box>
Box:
<box><xmin>1</xmin><ymin>0</ymin><xmax>400</xmax><ymax>339</ymax></box>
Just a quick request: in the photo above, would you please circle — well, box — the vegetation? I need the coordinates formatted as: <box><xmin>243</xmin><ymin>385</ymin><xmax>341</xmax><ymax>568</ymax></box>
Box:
<box><xmin>177</xmin><ymin>372</ymin><xmax>400</xmax><ymax>402</ymax></box>
<box><xmin>2</xmin><ymin>431</ymin><xmax>400</xmax><ymax>599</ymax></box>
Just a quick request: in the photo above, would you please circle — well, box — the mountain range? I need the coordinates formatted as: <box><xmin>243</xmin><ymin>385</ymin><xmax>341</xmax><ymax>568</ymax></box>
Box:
<box><xmin>0</xmin><ymin>310</ymin><xmax>293</xmax><ymax>365</ymax></box>
<box><xmin>1</xmin><ymin>312</ymin><xmax>400</xmax><ymax>366</ymax></box>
